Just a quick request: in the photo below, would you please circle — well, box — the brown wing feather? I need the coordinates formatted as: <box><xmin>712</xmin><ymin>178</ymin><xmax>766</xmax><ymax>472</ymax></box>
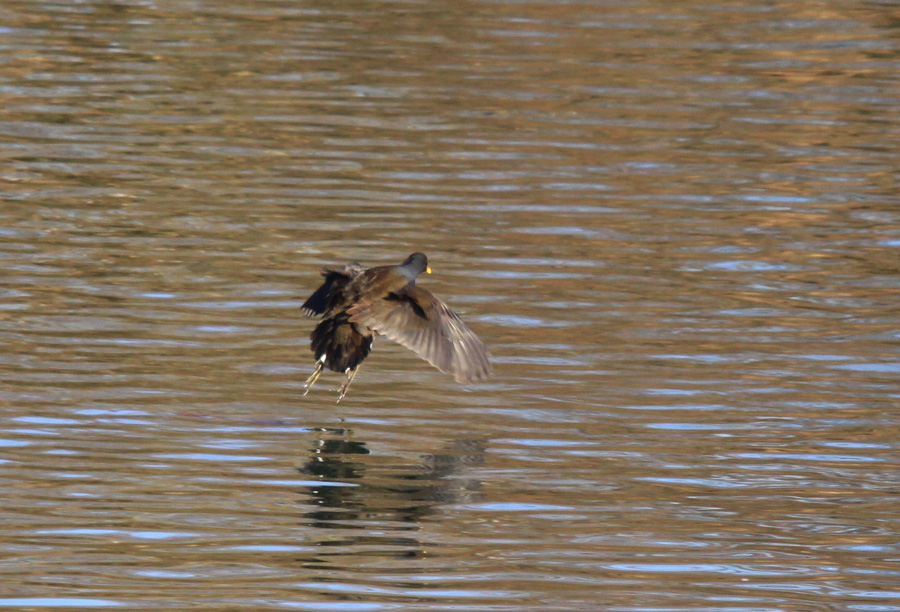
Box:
<box><xmin>301</xmin><ymin>263</ymin><xmax>366</xmax><ymax>318</ymax></box>
<box><xmin>348</xmin><ymin>285</ymin><xmax>492</xmax><ymax>383</ymax></box>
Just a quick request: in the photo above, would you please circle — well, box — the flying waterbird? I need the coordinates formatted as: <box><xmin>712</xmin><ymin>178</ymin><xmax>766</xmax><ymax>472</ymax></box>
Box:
<box><xmin>301</xmin><ymin>253</ymin><xmax>492</xmax><ymax>402</ymax></box>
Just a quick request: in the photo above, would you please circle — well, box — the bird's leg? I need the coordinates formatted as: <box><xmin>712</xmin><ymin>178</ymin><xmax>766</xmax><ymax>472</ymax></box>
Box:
<box><xmin>303</xmin><ymin>360</ymin><xmax>325</xmax><ymax>396</ymax></box>
<box><xmin>336</xmin><ymin>366</ymin><xmax>360</xmax><ymax>404</ymax></box>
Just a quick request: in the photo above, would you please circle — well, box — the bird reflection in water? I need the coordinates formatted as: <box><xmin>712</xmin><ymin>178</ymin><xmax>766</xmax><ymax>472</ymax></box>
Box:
<box><xmin>294</xmin><ymin>428</ymin><xmax>486</xmax><ymax>568</ymax></box>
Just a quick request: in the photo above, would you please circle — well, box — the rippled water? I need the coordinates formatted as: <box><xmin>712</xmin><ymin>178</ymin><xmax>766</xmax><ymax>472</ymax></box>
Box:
<box><xmin>2</xmin><ymin>0</ymin><xmax>900</xmax><ymax>610</ymax></box>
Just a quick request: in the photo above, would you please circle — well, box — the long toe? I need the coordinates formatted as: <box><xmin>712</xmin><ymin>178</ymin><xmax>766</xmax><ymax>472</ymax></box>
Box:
<box><xmin>336</xmin><ymin>367</ymin><xmax>359</xmax><ymax>403</ymax></box>
<box><xmin>303</xmin><ymin>362</ymin><xmax>324</xmax><ymax>395</ymax></box>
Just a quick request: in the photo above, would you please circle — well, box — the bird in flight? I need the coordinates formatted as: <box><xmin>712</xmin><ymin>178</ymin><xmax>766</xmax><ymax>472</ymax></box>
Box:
<box><xmin>301</xmin><ymin>252</ymin><xmax>492</xmax><ymax>402</ymax></box>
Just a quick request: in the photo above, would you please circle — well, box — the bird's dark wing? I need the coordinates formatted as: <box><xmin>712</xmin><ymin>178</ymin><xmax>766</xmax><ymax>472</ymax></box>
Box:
<box><xmin>348</xmin><ymin>285</ymin><xmax>492</xmax><ymax>383</ymax></box>
<box><xmin>301</xmin><ymin>263</ymin><xmax>366</xmax><ymax>318</ymax></box>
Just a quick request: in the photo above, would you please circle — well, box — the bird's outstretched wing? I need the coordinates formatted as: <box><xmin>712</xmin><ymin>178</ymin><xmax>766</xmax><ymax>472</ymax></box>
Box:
<box><xmin>348</xmin><ymin>285</ymin><xmax>492</xmax><ymax>383</ymax></box>
<box><xmin>301</xmin><ymin>263</ymin><xmax>366</xmax><ymax>317</ymax></box>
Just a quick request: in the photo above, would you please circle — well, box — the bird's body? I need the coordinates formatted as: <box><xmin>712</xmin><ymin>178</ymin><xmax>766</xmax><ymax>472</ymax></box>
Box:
<box><xmin>301</xmin><ymin>253</ymin><xmax>492</xmax><ymax>402</ymax></box>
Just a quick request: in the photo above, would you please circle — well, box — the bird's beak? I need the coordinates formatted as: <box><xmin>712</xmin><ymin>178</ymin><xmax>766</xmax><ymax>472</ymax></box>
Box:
<box><xmin>426</xmin><ymin>266</ymin><xmax>432</xmax><ymax>274</ymax></box>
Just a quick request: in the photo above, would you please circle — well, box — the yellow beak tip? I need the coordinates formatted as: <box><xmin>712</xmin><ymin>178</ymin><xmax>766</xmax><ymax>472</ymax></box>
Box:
<box><xmin>426</xmin><ymin>266</ymin><xmax>432</xmax><ymax>274</ymax></box>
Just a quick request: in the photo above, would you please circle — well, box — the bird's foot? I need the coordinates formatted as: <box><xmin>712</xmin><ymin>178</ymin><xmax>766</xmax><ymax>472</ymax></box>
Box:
<box><xmin>336</xmin><ymin>366</ymin><xmax>359</xmax><ymax>403</ymax></box>
<box><xmin>303</xmin><ymin>361</ymin><xmax>324</xmax><ymax>396</ymax></box>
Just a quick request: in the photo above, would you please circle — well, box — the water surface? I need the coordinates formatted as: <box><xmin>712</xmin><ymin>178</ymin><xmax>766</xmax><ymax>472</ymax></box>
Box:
<box><xmin>2</xmin><ymin>0</ymin><xmax>899</xmax><ymax>610</ymax></box>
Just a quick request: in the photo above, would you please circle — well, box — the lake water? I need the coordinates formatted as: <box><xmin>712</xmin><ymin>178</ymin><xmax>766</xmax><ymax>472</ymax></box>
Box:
<box><xmin>2</xmin><ymin>0</ymin><xmax>899</xmax><ymax>610</ymax></box>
